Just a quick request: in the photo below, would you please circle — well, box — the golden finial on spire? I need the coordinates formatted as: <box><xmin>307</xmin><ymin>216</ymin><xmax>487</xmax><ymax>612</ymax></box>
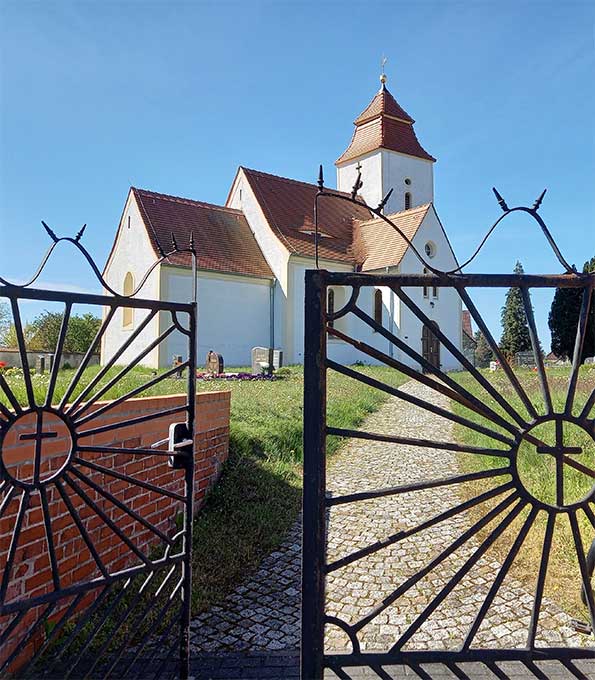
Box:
<box><xmin>380</xmin><ymin>56</ymin><xmax>388</xmax><ymax>86</ymax></box>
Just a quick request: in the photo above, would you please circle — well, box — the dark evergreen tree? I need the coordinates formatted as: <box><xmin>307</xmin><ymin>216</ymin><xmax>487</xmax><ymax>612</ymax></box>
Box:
<box><xmin>500</xmin><ymin>261</ymin><xmax>532</xmax><ymax>359</ymax></box>
<box><xmin>548</xmin><ymin>256</ymin><xmax>595</xmax><ymax>362</ymax></box>
<box><xmin>474</xmin><ymin>330</ymin><xmax>494</xmax><ymax>368</ymax></box>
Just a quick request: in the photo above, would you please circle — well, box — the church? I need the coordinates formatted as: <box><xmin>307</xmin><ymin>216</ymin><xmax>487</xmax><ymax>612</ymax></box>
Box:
<box><xmin>101</xmin><ymin>74</ymin><xmax>462</xmax><ymax>370</ymax></box>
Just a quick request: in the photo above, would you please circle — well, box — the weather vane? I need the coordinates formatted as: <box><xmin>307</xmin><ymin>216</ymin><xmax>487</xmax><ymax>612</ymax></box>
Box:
<box><xmin>380</xmin><ymin>56</ymin><xmax>388</xmax><ymax>85</ymax></box>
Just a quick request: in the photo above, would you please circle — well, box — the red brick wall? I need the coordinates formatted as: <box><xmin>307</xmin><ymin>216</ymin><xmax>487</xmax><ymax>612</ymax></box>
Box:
<box><xmin>0</xmin><ymin>390</ymin><xmax>230</xmax><ymax>670</ymax></box>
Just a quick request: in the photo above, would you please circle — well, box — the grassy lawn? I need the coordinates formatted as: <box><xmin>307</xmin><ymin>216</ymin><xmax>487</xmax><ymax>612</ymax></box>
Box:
<box><xmin>1</xmin><ymin>363</ymin><xmax>407</xmax><ymax>615</ymax></box>
<box><xmin>451</xmin><ymin>365</ymin><xmax>595</xmax><ymax>622</ymax></box>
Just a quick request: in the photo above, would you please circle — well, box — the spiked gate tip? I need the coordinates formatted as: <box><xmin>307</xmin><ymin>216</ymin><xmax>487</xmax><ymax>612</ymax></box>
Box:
<box><xmin>492</xmin><ymin>187</ymin><xmax>509</xmax><ymax>212</ymax></box>
<box><xmin>41</xmin><ymin>221</ymin><xmax>59</xmax><ymax>243</ymax></box>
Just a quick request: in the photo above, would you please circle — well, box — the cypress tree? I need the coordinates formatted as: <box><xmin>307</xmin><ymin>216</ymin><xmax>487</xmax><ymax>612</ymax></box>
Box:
<box><xmin>548</xmin><ymin>256</ymin><xmax>595</xmax><ymax>362</ymax></box>
<box><xmin>500</xmin><ymin>261</ymin><xmax>532</xmax><ymax>359</ymax></box>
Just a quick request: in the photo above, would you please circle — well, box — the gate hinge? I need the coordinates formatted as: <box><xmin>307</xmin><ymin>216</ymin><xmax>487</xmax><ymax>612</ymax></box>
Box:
<box><xmin>168</xmin><ymin>422</ymin><xmax>193</xmax><ymax>469</ymax></box>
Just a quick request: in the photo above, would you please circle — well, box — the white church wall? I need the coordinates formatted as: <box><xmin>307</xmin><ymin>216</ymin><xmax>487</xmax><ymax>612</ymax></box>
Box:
<box><xmin>336</xmin><ymin>152</ymin><xmax>382</xmax><ymax>208</ymax></box>
<box><xmin>397</xmin><ymin>208</ymin><xmax>462</xmax><ymax>371</ymax></box>
<box><xmin>227</xmin><ymin>170</ymin><xmax>291</xmax><ymax>291</ymax></box>
<box><xmin>101</xmin><ymin>193</ymin><xmax>162</xmax><ymax>369</ymax></box>
<box><xmin>272</xmin><ymin>279</ymin><xmax>286</xmax><ymax>360</ymax></box>
<box><xmin>289</xmin><ymin>257</ymin><xmax>399</xmax><ymax>367</ymax></box>
<box><xmin>325</xmin><ymin>284</ymin><xmax>401</xmax><ymax>367</ymax></box>
<box><xmin>160</xmin><ymin>266</ymin><xmax>272</xmax><ymax>368</ymax></box>
<box><xmin>382</xmin><ymin>150</ymin><xmax>434</xmax><ymax>214</ymax></box>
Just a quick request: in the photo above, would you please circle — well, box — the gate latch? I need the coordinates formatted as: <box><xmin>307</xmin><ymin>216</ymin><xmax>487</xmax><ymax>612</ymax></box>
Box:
<box><xmin>167</xmin><ymin>422</ymin><xmax>193</xmax><ymax>469</ymax></box>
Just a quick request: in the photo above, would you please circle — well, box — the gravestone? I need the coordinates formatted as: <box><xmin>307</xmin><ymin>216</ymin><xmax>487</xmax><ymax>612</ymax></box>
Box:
<box><xmin>516</xmin><ymin>350</ymin><xmax>536</xmax><ymax>368</ymax></box>
<box><xmin>36</xmin><ymin>356</ymin><xmax>46</xmax><ymax>375</ymax></box>
<box><xmin>251</xmin><ymin>347</ymin><xmax>283</xmax><ymax>375</ymax></box>
<box><xmin>172</xmin><ymin>355</ymin><xmax>184</xmax><ymax>379</ymax></box>
<box><xmin>206</xmin><ymin>350</ymin><xmax>224</xmax><ymax>375</ymax></box>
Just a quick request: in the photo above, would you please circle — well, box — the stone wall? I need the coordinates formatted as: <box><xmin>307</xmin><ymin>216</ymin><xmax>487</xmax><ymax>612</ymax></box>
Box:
<box><xmin>0</xmin><ymin>347</ymin><xmax>100</xmax><ymax>370</ymax></box>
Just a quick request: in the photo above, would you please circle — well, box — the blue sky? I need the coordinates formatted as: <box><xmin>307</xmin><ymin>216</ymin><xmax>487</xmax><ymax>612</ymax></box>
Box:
<box><xmin>0</xmin><ymin>0</ymin><xmax>594</xmax><ymax>347</ymax></box>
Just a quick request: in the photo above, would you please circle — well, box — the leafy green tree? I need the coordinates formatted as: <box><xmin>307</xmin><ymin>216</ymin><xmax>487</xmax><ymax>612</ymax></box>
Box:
<box><xmin>500</xmin><ymin>261</ymin><xmax>532</xmax><ymax>359</ymax></box>
<box><xmin>548</xmin><ymin>256</ymin><xmax>595</xmax><ymax>362</ymax></box>
<box><xmin>28</xmin><ymin>311</ymin><xmax>64</xmax><ymax>352</ymax></box>
<box><xmin>475</xmin><ymin>330</ymin><xmax>494</xmax><ymax>368</ymax></box>
<box><xmin>2</xmin><ymin>310</ymin><xmax>101</xmax><ymax>354</ymax></box>
<box><xmin>66</xmin><ymin>314</ymin><xmax>102</xmax><ymax>353</ymax></box>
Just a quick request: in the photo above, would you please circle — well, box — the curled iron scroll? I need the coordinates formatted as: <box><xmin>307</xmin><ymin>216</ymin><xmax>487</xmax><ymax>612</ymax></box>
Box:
<box><xmin>313</xmin><ymin>165</ymin><xmax>579</xmax><ymax>277</ymax></box>
<box><xmin>0</xmin><ymin>222</ymin><xmax>197</xmax><ymax>298</ymax></box>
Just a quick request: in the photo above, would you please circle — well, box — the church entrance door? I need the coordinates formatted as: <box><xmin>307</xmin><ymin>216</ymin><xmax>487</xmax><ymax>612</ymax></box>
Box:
<box><xmin>421</xmin><ymin>321</ymin><xmax>440</xmax><ymax>370</ymax></box>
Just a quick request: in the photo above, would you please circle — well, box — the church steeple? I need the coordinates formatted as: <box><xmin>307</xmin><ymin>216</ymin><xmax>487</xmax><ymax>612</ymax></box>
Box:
<box><xmin>336</xmin><ymin>71</ymin><xmax>435</xmax><ymax>214</ymax></box>
<box><xmin>336</xmin><ymin>80</ymin><xmax>434</xmax><ymax>165</ymax></box>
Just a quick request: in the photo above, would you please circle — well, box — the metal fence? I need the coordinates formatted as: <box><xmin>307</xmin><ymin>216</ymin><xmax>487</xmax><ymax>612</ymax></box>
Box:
<box><xmin>0</xmin><ymin>225</ymin><xmax>197</xmax><ymax>678</ymax></box>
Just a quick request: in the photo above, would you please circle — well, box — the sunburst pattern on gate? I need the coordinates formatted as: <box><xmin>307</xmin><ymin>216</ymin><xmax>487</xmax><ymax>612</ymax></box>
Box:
<box><xmin>302</xmin><ymin>171</ymin><xmax>595</xmax><ymax>679</ymax></box>
<box><xmin>0</xmin><ymin>226</ymin><xmax>197</xmax><ymax>678</ymax></box>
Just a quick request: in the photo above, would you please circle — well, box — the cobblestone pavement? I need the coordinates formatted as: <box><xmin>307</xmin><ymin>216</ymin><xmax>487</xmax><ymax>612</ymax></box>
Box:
<box><xmin>188</xmin><ymin>654</ymin><xmax>595</xmax><ymax>680</ymax></box>
<box><xmin>190</xmin><ymin>381</ymin><xmax>592</xmax><ymax>677</ymax></box>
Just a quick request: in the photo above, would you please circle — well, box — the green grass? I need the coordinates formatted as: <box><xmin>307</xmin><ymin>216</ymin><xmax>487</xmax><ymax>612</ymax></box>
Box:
<box><xmin>2</xmin><ymin>362</ymin><xmax>407</xmax><ymax>615</ymax></box>
<box><xmin>451</xmin><ymin>364</ymin><xmax>595</xmax><ymax>620</ymax></box>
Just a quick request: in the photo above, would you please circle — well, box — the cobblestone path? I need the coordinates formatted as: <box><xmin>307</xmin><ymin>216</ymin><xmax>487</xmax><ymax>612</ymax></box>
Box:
<box><xmin>190</xmin><ymin>381</ymin><xmax>591</xmax><ymax>676</ymax></box>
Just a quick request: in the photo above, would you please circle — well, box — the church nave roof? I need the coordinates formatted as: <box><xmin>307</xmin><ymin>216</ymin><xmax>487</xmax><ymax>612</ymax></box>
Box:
<box><xmin>132</xmin><ymin>187</ymin><xmax>274</xmax><ymax>279</ymax></box>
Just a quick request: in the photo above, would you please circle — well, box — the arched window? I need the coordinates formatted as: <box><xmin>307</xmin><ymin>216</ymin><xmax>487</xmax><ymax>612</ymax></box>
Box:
<box><xmin>374</xmin><ymin>289</ymin><xmax>383</xmax><ymax>327</ymax></box>
<box><xmin>405</xmin><ymin>192</ymin><xmax>412</xmax><ymax>210</ymax></box>
<box><xmin>123</xmin><ymin>272</ymin><xmax>134</xmax><ymax>328</ymax></box>
<box><xmin>327</xmin><ymin>289</ymin><xmax>335</xmax><ymax>329</ymax></box>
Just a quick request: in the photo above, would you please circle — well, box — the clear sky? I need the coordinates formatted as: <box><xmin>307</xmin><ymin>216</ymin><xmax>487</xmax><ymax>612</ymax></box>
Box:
<box><xmin>0</xmin><ymin>0</ymin><xmax>594</xmax><ymax>348</ymax></box>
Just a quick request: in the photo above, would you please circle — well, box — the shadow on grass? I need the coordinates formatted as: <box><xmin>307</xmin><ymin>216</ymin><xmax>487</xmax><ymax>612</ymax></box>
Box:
<box><xmin>190</xmin><ymin>427</ymin><xmax>302</xmax><ymax>615</ymax></box>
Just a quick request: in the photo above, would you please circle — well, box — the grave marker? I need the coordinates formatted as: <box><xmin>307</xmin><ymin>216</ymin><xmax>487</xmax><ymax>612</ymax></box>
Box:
<box><xmin>251</xmin><ymin>347</ymin><xmax>283</xmax><ymax>375</ymax></box>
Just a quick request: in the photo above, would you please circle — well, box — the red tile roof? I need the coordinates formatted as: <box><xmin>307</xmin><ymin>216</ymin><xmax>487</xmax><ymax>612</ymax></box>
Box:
<box><xmin>337</xmin><ymin>85</ymin><xmax>435</xmax><ymax>164</ymax></box>
<box><xmin>353</xmin><ymin>204</ymin><xmax>431</xmax><ymax>271</ymax></box>
<box><xmin>241</xmin><ymin>168</ymin><xmax>372</xmax><ymax>263</ymax></box>
<box><xmin>354</xmin><ymin>86</ymin><xmax>414</xmax><ymax>124</ymax></box>
<box><xmin>132</xmin><ymin>187</ymin><xmax>274</xmax><ymax>279</ymax></box>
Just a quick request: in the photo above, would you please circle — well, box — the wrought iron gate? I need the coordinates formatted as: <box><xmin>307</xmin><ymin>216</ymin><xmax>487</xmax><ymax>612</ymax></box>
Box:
<box><xmin>0</xmin><ymin>227</ymin><xmax>197</xmax><ymax>678</ymax></box>
<box><xmin>302</xmin><ymin>175</ymin><xmax>595</xmax><ymax>678</ymax></box>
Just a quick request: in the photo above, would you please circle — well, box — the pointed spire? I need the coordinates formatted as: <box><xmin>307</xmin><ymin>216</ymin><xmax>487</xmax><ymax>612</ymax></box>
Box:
<box><xmin>336</xmin><ymin>81</ymin><xmax>435</xmax><ymax>165</ymax></box>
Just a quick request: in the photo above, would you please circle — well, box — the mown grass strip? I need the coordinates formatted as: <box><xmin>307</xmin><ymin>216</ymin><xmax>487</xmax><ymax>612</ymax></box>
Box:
<box><xmin>451</xmin><ymin>365</ymin><xmax>595</xmax><ymax>621</ymax></box>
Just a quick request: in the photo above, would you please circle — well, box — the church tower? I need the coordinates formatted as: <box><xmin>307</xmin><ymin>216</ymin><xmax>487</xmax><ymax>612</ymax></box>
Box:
<box><xmin>336</xmin><ymin>73</ymin><xmax>435</xmax><ymax>215</ymax></box>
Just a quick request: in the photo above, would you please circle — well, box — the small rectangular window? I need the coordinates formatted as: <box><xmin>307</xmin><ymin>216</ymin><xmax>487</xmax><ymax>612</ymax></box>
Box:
<box><xmin>374</xmin><ymin>289</ymin><xmax>383</xmax><ymax>328</ymax></box>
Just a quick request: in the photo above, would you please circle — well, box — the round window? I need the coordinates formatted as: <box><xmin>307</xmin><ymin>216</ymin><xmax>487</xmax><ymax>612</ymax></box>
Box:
<box><xmin>404</xmin><ymin>178</ymin><xmax>412</xmax><ymax>185</ymax></box>
<box><xmin>425</xmin><ymin>242</ymin><xmax>436</xmax><ymax>258</ymax></box>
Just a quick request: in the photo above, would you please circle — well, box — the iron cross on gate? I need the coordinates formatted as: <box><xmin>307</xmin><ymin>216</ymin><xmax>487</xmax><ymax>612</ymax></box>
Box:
<box><xmin>19</xmin><ymin>410</ymin><xmax>59</xmax><ymax>484</ymax></box>
<box><xmin>536</xmin><ymin>418</ymin><xmax>583</xmax><ymax>506</ymax></box>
